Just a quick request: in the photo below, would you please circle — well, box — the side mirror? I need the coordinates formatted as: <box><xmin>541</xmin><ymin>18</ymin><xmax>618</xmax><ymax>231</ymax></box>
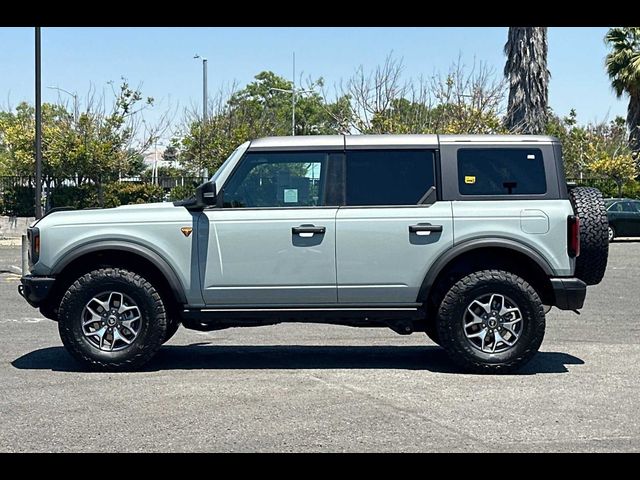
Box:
<box><xmin>197</xmin><ymin>182</ymin><xmax>217</xmax><ymax>206</ymax></box>
<box><xmin>175</xmin><ymin>182</ymin><xmax>217</xmax><ymax>211</ymax></box>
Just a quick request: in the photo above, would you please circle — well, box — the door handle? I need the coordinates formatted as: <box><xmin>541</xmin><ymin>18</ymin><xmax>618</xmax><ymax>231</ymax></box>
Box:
<box><xmin>409</xmin><ymin>223</ymin><xmax>443</xmax><ymax>235</ymax></box>
<box><xmin>292</xmin><ymin>225</ymin><xmax>326</xmax><ymax>237</ymax></box>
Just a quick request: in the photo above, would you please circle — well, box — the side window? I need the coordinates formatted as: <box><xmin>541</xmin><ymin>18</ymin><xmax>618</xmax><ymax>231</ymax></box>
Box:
<box><xmin>345</xmin><ymin>149</ymin><xmax>436</xmax><ymax>206</ymax></box>
<box><xmin>222</xmin><ymin>151</ymin><xmax>327</xmax><ymax>208</ymax></box>
<box><xmin>609</xmin><ymin>202</ymin><xmax>623</xmax><ymax>212</ymax></box>
<box><xmin>621</xmin><ymin>202</ymin><xmax>637</xmax><ymax>213</ymax></box>
<box><xmin>457</xmin><ymin>148</ymin><xmax>546</xmax><ymax>196</ymax></box>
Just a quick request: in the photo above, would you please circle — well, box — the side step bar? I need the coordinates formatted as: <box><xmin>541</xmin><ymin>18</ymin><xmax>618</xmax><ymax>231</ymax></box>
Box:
<box><xmin>180</xmin><ymin>307</ymin><xmax>426</xmax><ymax>335</ymax></box>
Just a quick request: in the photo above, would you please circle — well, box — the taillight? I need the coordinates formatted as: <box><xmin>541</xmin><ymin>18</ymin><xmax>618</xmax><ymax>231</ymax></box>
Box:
<box><xmin>568</xmin><ymin>215</ymin><xmax>580</xmax><ymax>258</ymax></box>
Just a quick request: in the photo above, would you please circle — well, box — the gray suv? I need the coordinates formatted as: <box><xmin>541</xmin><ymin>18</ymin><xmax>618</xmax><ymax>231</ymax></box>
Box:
<box><xmin>19</xmin><ymin>134</ymin><xmax>609</xmax><ymax>373</ymax></box>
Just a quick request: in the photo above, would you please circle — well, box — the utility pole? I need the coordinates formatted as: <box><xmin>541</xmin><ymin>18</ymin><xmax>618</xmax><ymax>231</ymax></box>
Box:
<box><xmin>194</xmin><ymin>54</ymin><xmax>208</xmax><ymax>179</ymax></box>
<box><xmin>34</xmin><ymin>27</ymin><xmax>43</xmax><ymax>219</ymax></box>
<box><xmin>292</xmin><ymin>52</ymin><xmax>295</xmax><ymax>136</ymax></box>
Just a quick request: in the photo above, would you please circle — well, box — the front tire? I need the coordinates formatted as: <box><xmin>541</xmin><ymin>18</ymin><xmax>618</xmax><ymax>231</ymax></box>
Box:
<box><xmin>608</xmin><ymin>225</ymin><xmax>616</xmax><ymax>243</ymax></box>
<box><xmin>58</xmin><ymin>268</ymin><xmax>167</xmax><ymax>371</ymax></box>
<box><xmin>436</xmin><ymin>270</ymin><xmax>546</xmax><ymax>374</ymax></box>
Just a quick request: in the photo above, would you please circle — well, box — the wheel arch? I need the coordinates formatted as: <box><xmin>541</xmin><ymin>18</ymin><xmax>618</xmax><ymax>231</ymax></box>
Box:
<box><xmin>47</xmin><ymin>241</ymin><xmax>187</xmax><ymax>313</ymax></box>
<box><xmin>418</xmin><ymin>238</ymin><xmax>555</xmax><ymax>308</ymax></box>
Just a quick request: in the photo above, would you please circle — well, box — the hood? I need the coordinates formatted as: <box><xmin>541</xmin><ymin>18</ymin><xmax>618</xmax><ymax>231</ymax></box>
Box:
<box><xmin>34</xmin><ymin>201</ymin><xmax>188</xmax><ymax>228</ymax></box>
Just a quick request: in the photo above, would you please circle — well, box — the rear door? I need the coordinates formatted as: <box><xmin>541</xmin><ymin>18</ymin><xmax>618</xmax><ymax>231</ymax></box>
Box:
<box><xmin>335</xmin><ymin>146</ymin><xmax>453</xmax><ymax>305</ymax></box>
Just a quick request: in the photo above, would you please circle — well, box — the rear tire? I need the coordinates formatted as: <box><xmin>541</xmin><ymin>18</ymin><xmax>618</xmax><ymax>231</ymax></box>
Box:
<box><xmin>58</xmin><ymin>268</ymin><xmax>167</xmax><ymax>371</ymax></box>
<box><xmin>569</xmin><ymin>187</ymin><xmax>609</xmax><ymax>285</ymax></box>
<box><xmin>436</xmin><ymin>270</ymin><xmax>546</xmax><ymax>374</ymax></box>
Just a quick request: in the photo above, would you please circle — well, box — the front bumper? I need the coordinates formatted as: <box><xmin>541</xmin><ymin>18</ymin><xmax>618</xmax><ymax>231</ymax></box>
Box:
<box><xmin>550</xmin><ymin>277</ymin><xmax>587</xmax><ymax>310</ymax></box>
<box><xmin>18</xmin><ymin>276</ymin><xmax>55</xmax><ymax>308</ymax></box>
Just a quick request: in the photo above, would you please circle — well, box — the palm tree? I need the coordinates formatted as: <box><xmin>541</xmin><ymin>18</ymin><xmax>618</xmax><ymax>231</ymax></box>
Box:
<box><xmin>605</xmin><ymin>27</ymin><xmax>640</xmax><ymax>153</ymax></box>
<box><xmin>503</xmin><ymin>27</ymin><xmax>550</xmax><ymax>134</ymax></box>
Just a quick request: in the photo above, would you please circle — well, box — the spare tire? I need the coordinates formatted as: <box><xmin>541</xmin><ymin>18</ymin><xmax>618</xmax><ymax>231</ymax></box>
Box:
<box><xmin>569</xmin><ymin>187</ymin><xmax>609</xmax><ymax>285</ymax></box>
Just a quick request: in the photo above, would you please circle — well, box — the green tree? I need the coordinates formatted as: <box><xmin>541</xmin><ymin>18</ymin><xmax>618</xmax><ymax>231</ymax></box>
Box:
<box><xmin>588</xmin><ymin>150</ymin><xmax>638</xmax><ymax>197</ymax></box>
<box><xmin>177</xmin><ymin>71</ymin><xmax>347</xmax><ymax>175</ymax></box>
<box><xmin>545</xmin><ymin>109</ymin><xmax>590</xmax><ymax>177</ymax></box>
<box><xmin>504</xmin><ymin>27</ymin><xmax>550</xmax><ymax>133</ymax></box>
<box><xmin>0</xmin><ymin>80</ymin><xmax>164</xmax><ymax>206</ymax></box>
<box><xmin>605</xmin><ymin>27</ymin><xmax>640</xmax><ymax>152</ymax></box>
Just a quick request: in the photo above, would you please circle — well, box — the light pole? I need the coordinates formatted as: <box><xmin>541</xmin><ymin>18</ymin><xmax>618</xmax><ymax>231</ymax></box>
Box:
<box><xmin>194</xmin><ymin>54</ymin><xmax>208</xmax><ymax>179</ymax></box>
<box><xmin>47</xmin><ymin>85</ymin><xmax>78</xmax><ymax>119</ymax></box>
<box><xmin>269</xmin><ymin>53</ymin><xmax>314</xmax><ymax>136</ymax></box>
<box><xmin>34</xmin><ymin>27</ymin><xmax>42</xmax><ymax>219</ymax></box>
<box><xmin>270</xmin><ymin>86</ymin><xmax>315</xmax><ymax>136</ymax></box>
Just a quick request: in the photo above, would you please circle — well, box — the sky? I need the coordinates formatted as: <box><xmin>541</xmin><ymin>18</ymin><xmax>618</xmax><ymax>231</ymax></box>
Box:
<box><xmin>0</xmin><ymin>27</ymin><xmax>628</xmax><ymax>144</ymax></box>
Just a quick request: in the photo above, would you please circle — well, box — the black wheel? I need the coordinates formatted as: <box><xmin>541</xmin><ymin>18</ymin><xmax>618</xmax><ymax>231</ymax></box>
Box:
<box><xmin>569</xmin><ymin>187</ymin><xmax>609</xmax><ymax>285</ymax></box>
<box><xmin>163</xmin><ymin>318</ymin><xmax>181</xmax><ymax>344</ymax></box>
<box><xmin>58</xmin><ymin>268</ymin><xmax>167</xmax><ymax>371</ymax></box>
<box><xmin>608</xmin><ymin>225</ymin><xmax>616</xmax><ymax>243</ymax></box>
<box><xmin>436</xmin><ymin>270</ymin><xmax>546</xmax><ymax>374</ymax></box>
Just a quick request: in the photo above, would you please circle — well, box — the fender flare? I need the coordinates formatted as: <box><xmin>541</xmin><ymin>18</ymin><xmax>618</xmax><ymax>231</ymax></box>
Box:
<box><xmin>51</xmin><ymin>240</ymin><xmax>188</xmax><ymax>304</ymax></box>
<box><xmin>417</xmin><ymin>238</ymin><xmax>554</xmax><ymax>302</ymax></box>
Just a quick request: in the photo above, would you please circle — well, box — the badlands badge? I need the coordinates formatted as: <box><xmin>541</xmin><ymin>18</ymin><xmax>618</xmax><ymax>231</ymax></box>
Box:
<box><xmin>180</xmin><ymin>227</ymin><xmax>193</xmax><ymax>237</ymax></box>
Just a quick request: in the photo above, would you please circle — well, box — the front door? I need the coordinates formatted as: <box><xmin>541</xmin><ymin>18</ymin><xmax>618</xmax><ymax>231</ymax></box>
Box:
<box><xmin>336</xmin><ymin>148</ymin><xmax>454</xmax><ymax>304</ymax></box>
<box><xmin>200</xmin><ymin>150</ymin><xmax>338</xmax><ymax>306</ymax></box>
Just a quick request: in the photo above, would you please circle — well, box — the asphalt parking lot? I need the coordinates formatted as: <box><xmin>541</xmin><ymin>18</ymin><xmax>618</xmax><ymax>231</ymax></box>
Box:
<box><xmin>1</xmin><ymin>241</ymin><xmax>639</xmax><ymax>452</ymax></box>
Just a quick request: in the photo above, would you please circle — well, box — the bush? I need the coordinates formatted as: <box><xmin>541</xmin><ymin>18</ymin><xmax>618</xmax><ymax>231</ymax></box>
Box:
<box><xmin>0</xmin><ymin>185</ymin><xmax>35</xmax><ymax>216</ymax></box>
<box><xmin>169</xmin><ymin>184</ymin><xmax>196</xmax><ymax>201</ymax></box>
<box><xmin>573</xmin><ymin>178</ymin><xmax>640</xmax><ymax>199</ymax></box>
<box><xmin>103</xmin><ymin>182</ymin><xmax>165</xmax><ymax>208</ymax></box>
<box><xmin>621</xmin><ymin>180</ymin><xmax>640</xmax><ymax>199</ymax></box>
<box><xmin>48</xmin><ymin>184</ymin><xmax>99</xmax><ymax>210</ymax></box>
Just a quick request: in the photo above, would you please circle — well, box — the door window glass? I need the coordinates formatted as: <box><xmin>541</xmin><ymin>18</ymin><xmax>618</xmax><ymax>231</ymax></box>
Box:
<box><xmin>223</xmin><ymin>151</ymin><xmax>326</xmax><ymax>208</ymax></box>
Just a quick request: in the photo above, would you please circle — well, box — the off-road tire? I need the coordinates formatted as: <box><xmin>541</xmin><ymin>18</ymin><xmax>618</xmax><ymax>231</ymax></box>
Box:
<box><xmin>436</xmin><ymin>270</ymin><xmax>546</xmax><ymax>374</ymax></box>
<box><xmin>569</xmin><ymin>186</ymin><xmax>609</xmax><ymax>285</ymax></box>
<box><xmin>58</xmin><ymin>268</ymin><xmax>167</xmax><ymax>371</ymax></box>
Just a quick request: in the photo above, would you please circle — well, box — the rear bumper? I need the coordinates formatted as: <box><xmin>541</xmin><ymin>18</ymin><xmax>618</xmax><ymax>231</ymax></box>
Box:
<box><xmin>550</xmin><ymin>277</ymin><xmax>587</xmax><ymax>310</ymax></box>
<box><xmin>18</xmin><ymin>276</ymin><xmax>55</xmax><ymax>308</ymax></box>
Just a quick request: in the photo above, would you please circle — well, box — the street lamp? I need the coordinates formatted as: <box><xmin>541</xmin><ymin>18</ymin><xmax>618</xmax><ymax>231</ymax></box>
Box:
<box><xmin>34</xmin><ymin>27</ymin><xmax>42</xmax><ymax>219</ymax></box>
<box><xmin>193</xmin><ymin>54</ymin><xmax>208</xmax><ymax>178</ymax></box>
<box><xmin>269</xmin><ymin>87</ymin><xmax>315</xmax><ymax>136</ymax></box>
<box><xmin>269</xmin><ymin>53</ymin><xmax>314</xmax><ymax>136</ymax></box>
<box><xmin>47</xmin><ymin>85</ymin><xmax>78</xmax><ymax>119</ymax></box>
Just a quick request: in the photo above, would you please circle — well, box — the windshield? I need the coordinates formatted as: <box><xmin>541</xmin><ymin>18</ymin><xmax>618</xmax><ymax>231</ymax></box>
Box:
<box><xmin>210</xmin><ymin>141</ymin><xmax>250</xmax><ymax>183</ymax></box>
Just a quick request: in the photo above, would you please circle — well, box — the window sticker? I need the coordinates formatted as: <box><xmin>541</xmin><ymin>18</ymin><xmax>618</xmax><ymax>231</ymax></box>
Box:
<box><xmin>284</xmin><ymin>189</ymin><xmax>298</xmax><ymax>203</ymax></box>
<box><xmin>464</xmin><ymin>176</ymin><xmax>476</xmax><ymax>184</ymax></box>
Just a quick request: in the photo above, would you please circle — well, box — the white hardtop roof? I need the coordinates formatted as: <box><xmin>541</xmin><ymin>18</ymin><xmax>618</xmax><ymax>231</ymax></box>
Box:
<box><xmin>248</xmin><ymin>134</ymin><xmax>558</xmax><ymax>150</ymax></box>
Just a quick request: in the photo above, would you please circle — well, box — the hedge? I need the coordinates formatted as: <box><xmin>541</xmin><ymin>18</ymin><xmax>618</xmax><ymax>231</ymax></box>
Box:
<box><xmin>0</xmin><ymin>182</ymin><xmax>166</xmax><ymax>216</ymax></box>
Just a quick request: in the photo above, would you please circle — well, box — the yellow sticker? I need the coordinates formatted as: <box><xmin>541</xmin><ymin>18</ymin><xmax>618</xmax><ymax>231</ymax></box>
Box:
<box><xmin>464</xmin><ymin>176</ymin><xmax>476</xmax><ymax>184</ymax></box>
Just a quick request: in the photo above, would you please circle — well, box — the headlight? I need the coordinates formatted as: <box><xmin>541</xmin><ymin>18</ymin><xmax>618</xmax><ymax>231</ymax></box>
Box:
<box><xmin>27</xmin><ymin>227</ymin><xmax>40</xmax><ymax>266</ymax></box>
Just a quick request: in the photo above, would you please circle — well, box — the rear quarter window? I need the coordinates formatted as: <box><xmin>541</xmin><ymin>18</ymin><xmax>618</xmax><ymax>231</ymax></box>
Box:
<box><xmin>457</xmin><ymin>148</ymin><xmax>546</xmax><ymax>196</ymax></box>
